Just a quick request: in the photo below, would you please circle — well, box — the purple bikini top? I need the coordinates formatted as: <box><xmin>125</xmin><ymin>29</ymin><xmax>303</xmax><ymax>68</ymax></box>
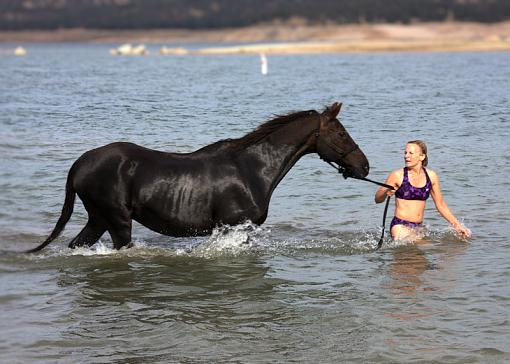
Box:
<box><xmin>395</xmin><ymin>167</ymin><xmax>432</xmax><ymax>201</ymax></box>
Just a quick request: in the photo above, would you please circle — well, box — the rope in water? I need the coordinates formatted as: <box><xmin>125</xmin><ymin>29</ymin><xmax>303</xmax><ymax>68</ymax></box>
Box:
<box><xmin>324</xmin><ymin>161</ymin><xmax>395</xmax><ymax>250</ymax></box>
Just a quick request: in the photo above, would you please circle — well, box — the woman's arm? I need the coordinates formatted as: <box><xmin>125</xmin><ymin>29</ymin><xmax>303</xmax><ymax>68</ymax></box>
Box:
<box><xmin>429</xmin><ymin>170</ymin><xmax>471</xmax><ymax>238</ymax></box>
<box><xmin>374</xmin><ymin>170</ymin><xmax>401</xmax><ymax>204</ymax></box>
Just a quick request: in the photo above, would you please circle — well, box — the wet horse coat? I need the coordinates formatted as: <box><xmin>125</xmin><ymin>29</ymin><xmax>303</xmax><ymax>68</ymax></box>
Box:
<box><xmin>27</xmin><ymin>103</ymin><xmax>369</xmax><ymax>252</ymax></box>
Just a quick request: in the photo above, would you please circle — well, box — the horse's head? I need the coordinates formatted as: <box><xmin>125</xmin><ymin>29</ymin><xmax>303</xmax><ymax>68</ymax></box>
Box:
<box><xmin>315</xmin><ymin>102</ymin><xmax>369</xmax><ymax>178</ymax></box>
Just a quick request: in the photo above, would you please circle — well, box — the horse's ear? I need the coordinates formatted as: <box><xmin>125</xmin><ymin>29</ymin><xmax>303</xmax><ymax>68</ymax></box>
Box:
<box><xmin>330</xmin><ymin>102</ymin><xmax>342</xmax><ymax>118</ymax></box>
<box><xmin>322</xmin><ymin>102</ymin><xmax>342</xmax><ymax>119</ymax></box>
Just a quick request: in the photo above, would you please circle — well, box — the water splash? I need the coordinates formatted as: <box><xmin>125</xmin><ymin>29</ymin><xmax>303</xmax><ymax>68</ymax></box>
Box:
<box><xmin>261</xmin><ymin>230</ymin><xmax>380</xmax><ymax>256</ymax></box>
<box><xmin>379</xmin><ymin>224</ymin><xmax>470</xmax><ymax>249</ymax></box>
<box><xmin>70</xmin><ymin>241</ymin><xmax>119</xmax><ymax>256</ymax></box>
<box><xmin>10</xmin><ymin>223</ymin><xmax>469</xmax><ymax>263</ymax></box>
<box><xmin>183</xmin><ymin>221</ymin><xmax>268</xmax><ymax>259</ymax></box>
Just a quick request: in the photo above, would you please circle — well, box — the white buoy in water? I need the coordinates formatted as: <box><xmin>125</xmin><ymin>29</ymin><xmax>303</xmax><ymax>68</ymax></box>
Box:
<box><xmin>14</xmin><ymin>46</ymin><xmax>27</xmax><ymax>56</ymax></box>
<box><xmin>260</xmin><ymin>53</ymin><xmax>268</xmax><ymax>75</ymax></box>
<box><xmin>109</xmin><ymin>43</ymin><xmax>148</xmax><ymax>56</ymax></box>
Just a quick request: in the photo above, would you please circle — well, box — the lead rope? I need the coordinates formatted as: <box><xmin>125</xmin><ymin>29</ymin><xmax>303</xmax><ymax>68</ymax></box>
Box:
<box><xmin>378</xmin><ymin>195</ymin><xmax>392</xmax><ymax>250</ymax></box>
<box><xmin>324</xmin><ymin>160</ymin><xmax>395</xmax><ymax>250</ymax></box>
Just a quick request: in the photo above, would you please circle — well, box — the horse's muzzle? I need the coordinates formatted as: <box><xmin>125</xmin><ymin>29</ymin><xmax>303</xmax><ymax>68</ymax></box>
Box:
<box><xmin>343</xmin><ymin>162</ymin><xmax>369</xmax><ymax>179</ymax></box>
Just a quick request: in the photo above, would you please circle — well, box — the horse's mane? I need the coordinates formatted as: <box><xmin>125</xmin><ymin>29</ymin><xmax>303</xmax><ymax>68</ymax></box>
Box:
<box><xmin>196</xmin><ymin>109</ymin><xmax>318</xmax><ymax>154</ymax></box>
<box><xmin>235</xmin><ymin>110</ymin><xmax>317</xmax><ymax>148</ymax></box>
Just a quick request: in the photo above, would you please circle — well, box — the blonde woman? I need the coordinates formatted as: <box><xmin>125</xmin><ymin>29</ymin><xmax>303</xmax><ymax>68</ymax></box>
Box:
<box><xmin>375</xmin><ymin>140</ymin><xmax>471</xmax><ymax>240</ymax></box>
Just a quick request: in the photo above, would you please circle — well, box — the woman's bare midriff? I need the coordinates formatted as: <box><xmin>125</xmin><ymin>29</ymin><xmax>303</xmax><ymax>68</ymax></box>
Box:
<box><xmin>394</xmin><ymin>198</ymin><xmax>426</xmax><ymax>223</ymax></box>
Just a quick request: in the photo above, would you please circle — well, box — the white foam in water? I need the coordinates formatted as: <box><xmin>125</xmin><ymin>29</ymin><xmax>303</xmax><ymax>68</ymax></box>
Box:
<box><xmin>24</xmin><ymin>225</ymin><xmax>263</xmax><ymax>260</ymax></box>
<box><xmin>47</xmin><ymin>239</ymin><xmax>140</xmax><ymax>257</ymax></box>
<box><xmin>187</xmin><ymin>221</ymin><xmax>265</xmax><ymax>259</ymax></box>
<box><xmin>66</xmin><ymin>239</ymin><xmax>174</xmax><ymax>258</ymax></box>
<box><xmin>247</xmin><ymin>227</ymin><xmax>379</xmax><ymax>256</ymax></box>
<box><xmin>70</xmin><ymin>241</ymin><xmax>118</xmax><ymax>256</ymax></box>
<box><xmin>377</xmin><ymin>224</ymin><xmax>470</xmax><ymax>249</ymax></box>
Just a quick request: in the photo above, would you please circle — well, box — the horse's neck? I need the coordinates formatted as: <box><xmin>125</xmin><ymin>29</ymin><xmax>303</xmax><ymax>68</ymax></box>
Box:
<box><xmin>241</xmin><ymin>122</ymin><xmax>315</xmax><ymax>199</ymax></box>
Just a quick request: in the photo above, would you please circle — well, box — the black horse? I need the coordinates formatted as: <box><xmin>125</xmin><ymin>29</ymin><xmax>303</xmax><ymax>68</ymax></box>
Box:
<box><xmin>27</xmin><ymin>102</ymin><xmax>369</xmax><ymax>252</ymax></box>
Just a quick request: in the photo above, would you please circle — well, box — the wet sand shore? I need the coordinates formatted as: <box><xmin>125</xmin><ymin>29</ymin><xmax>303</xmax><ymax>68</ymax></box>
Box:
<box><xmin>1</xmin><ymin>21</ymin><xmax>510</xmax><ymax>54</ymax></box>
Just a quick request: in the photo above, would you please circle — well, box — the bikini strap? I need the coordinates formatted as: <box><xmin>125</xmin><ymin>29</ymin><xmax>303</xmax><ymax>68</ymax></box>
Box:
<box><xmin>423</xmin><ymin>167</ymin><xmax>431</xmax><ymax>185</ymax></box>
<box><xmin>402</xmin><ymin>167</ymin><xmax>409</xmax><ymax>183</ymax></box>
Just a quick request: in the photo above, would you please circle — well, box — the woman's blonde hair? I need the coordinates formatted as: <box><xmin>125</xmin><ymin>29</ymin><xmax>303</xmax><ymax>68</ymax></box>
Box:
<box><xmin>407</xmin><ymin>140</ymin><xmax>428</xmax><ymax>166</ymax></box>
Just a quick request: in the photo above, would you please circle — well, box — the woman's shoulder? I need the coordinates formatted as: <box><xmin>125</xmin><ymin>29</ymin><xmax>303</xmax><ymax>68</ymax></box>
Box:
<box><xmin>425</xmin><ymin>167</ymin><xmax>439</xmax><ymax>182</ymax></box>
<box><xmin>390</xmin><ymin>168</ymin><xmax>404</xmax><ymax>177</ymax></box>
<box><xmin>386</xmin><ymin>168</ymin><xmax>404</xmax><ymax>183</ymax></box>
<box><xmin>424</xmin><ymin>167</ymin><xmax>437</xmax><ymax>175</ymax></box>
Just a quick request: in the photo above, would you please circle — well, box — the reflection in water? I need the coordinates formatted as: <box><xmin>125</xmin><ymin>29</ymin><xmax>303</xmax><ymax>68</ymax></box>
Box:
<box><xmin>381</xmin><ymin>244</ymin><xmax>437</xmax><ymax>326</ymax></box>
<box><xmin>54</xmin><ymin>256</ymin><xmax>292</xmax><ymax>361</ymax></box>
<box><xmin>389</xmin><ymin>245</ymin><xmax>432</xmax><ymax>296</ymax></box>
<box><xmin>386</xmin><ymin>241</ymin><xmax>468</xmax><ymax>298</ymax></box>
<box><xmin>59</xmin><ymin>255</ymin><xmax>273</xmax><ymax>307</ymax></box>
<box><xmin>380</xmin><ymin>241</ymin><xmax>469</xmax><ymax>358</ymax></box>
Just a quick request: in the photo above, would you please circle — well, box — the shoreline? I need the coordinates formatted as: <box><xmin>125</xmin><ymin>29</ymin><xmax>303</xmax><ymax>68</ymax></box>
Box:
<box><xmin>1</xmin><ymin>21</ymin><xmax>510</xmax><ymax>54</ymax></box>
<box><xmin>192</xmin><ymin>39</ymin><xmax>510</xmax><ymax>55</ymax></box>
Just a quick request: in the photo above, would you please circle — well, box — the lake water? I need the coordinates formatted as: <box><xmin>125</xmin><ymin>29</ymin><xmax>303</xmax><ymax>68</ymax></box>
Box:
<box><xmin>1</xmin><ymin>44</ymin><xmax>509</xmax><ymax>363</ymax></box>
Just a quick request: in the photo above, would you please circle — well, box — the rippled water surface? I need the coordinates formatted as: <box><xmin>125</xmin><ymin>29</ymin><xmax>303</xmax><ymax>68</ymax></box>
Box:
<box><xmin>1</xmin><ymin>44</ymin><xmax>509</xmax><ymax>363</ymax></box>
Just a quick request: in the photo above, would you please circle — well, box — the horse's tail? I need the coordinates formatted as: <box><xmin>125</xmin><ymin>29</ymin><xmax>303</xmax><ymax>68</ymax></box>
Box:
<box><xmin>26</xmin><ymin>172</ymin><xmax>76</xmax><ymax>253</ymax></box>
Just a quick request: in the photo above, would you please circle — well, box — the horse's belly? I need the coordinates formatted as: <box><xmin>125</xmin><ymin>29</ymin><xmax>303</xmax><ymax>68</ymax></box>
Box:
<box><xmin>132</xmin><ymin>183</ymin><xmax>266</xmax><ymax>236</ymax></box>
<box><xmin>133</xmin><ymin>209</ymin><xmax>214</xmax><ymax>237</ymax></box>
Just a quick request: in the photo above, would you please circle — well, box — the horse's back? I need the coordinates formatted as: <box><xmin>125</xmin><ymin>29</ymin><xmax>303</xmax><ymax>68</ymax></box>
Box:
<box><xmin>76</xmin><ymin>141</ymin><xmax>163</xmax><ymax>163</ymax></box>
<box><xmin>70</xmin><ymin>142</ymin><xmax>163</xmax><ymax>199</ymax></box>
<box><xmin>72</xmin><ymin>141</ymin><xmax>138</xmax><ymax>177</ymax></box>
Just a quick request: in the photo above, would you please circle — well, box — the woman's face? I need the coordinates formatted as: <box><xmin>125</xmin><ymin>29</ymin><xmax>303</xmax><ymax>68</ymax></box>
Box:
<box><xmin>404</xmin><ymin>143</ymin><xmax>425</xmax><ymax>168</ymax></box>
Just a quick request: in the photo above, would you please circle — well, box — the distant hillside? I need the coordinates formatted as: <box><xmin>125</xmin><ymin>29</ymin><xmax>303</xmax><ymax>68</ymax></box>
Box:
<box><xmin>1</xmin><ymin>0</ymin><xmax>510</xmax><ymax>31</ymax></box>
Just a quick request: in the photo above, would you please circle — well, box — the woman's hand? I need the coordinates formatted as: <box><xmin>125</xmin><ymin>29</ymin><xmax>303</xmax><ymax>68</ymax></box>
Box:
<box><xmin>385</xmin><ymin>188</ymin><xmax>396</xmax><ymax>197</ymax></box>
<box><xmin>375</xmin><ymin>170</ymin><xmax>401</xmax><ymax>203</ymax></box>
<box><xmin>454</xmin><ymin>223</ymin><xmax>472</xmax><ymax>238</ymax></box>
<box><xmin>375</xmin><ymin>186</ymin><xmax>395</xmax><ymax>203</ymax></box>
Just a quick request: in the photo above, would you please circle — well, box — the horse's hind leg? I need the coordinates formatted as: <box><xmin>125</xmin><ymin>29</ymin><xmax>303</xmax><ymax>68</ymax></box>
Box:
<box><xmin>107</xmin><ymin>216</ymin><xmax>132</xmax><ymax>250</ymax></box>
<box><xmin>68</xmin><ymin>219</ymin><xmax>107</xmax><ymax>249</ymax></box>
